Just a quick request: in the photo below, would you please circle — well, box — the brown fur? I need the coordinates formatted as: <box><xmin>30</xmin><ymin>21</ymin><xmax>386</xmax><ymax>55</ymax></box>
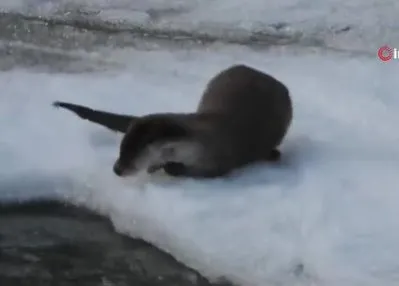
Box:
<box><xmin>113</xmin><ymin>113</ymin><xmax>194</xmax><ymax>175</ymax></box>
<box><xmin>53</xmin><ymin>64</ymin><xmax>293</xmax><ymax>179</ymax></box>
<box><xmin>52</xmin><ymin>101</ymin><xmax>136</xmax><ymax>133</ymax></box>
<box><xmin>113</xmin><ymin>64</ymin><xmax>292</xmax><ymax>178</ymax></box>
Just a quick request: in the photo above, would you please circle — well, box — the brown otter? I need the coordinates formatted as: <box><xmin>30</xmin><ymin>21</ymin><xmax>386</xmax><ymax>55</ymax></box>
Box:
<box><xmin>54</xmin><ymin>64</ymin><xmax>293</xmax><ymax>178</ymax></box>
<box><xmin>52</xmin><ymin>101</ymin><xmax>136</xmax><ymax>133</ymax></box>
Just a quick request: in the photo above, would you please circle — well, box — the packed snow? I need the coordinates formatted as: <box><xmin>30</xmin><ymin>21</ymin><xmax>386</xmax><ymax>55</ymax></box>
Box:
<box><xmin>1</xmin><ymin>44</ymin><xmax>399</xmax><ymax>286</ymax></box>
<box><xmin>1</xmin><ymin>0</ymin><xmax>399</xmax><ymax>285</ymax></box>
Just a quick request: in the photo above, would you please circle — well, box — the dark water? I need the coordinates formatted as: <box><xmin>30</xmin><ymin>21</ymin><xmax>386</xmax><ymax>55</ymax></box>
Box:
<box><xmin>0</xmin><ymin>200</ymin><xmax>233</xmax><ymax>286</ymax></box>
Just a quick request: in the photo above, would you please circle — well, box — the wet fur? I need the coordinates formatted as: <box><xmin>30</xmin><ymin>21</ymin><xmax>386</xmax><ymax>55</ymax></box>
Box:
<box><xmin>53</xmin><ymin>64</ymin><xmax>292</xmax><ymax>178</ymax></box>
<box><xmin>113</xmin><ymin>114</ymin><xmax>200</xmax><ymax>176</ymax></box>
<box><xmin>52</xmin><ymin>101</ymin><xmax>136</xmax><ymax>133</ymax></box>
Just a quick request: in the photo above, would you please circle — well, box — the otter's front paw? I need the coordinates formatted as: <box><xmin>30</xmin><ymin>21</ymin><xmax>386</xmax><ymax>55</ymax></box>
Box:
<box><xmin>162</xmin><ymin>162</ymin><xmax>187</xmax><ymax>176</ymax></box>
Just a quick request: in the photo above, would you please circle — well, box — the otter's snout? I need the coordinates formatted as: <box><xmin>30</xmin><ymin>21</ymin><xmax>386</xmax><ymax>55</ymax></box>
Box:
<box><xmin>113</xmin><ymin>160</ymin><xmax>124</xmax><ymax>176</ymax></box>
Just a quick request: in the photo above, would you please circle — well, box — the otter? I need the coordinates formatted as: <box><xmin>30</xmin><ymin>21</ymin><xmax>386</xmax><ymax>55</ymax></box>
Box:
<box><xmin>53</xmin><ymin>64</ymin><xmax>293</xmax><ymax>178</ymax></box>
<box><xmin>52</xmin><ymin>101</ymin><xmax>136</xmax><ymax>133</ymax></box>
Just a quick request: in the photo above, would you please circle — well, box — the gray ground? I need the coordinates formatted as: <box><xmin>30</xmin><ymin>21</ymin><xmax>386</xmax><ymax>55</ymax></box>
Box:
<box><xmin>0</xmin><ymin>201</ymin><xmax>233</xmax><ymax>286</ymax></box>
<box><xmin>0</xmin><ymin>12</ymin><xmax>236</xmax><ymax>286</ymax></box>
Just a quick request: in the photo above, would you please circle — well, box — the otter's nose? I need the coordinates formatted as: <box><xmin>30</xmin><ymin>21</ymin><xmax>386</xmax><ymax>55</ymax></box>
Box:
<box><xmin>113</xmin><ymin>162</ymin><xmax>124</xmax><ymax>176</ymax></box>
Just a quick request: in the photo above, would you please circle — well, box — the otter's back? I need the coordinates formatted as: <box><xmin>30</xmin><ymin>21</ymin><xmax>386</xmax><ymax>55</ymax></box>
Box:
<box><xmin>197</xmin><ymin>65</ymin><xmax>290</xmax><ymax>116</ymax></box>
<box><xmin>196</xmin><ymin>65</ymin><xmax>292</xmax><ymax>164</ymax></box>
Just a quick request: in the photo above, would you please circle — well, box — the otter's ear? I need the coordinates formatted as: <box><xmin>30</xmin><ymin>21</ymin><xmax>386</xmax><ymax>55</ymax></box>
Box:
<box><xmin>53</xmin><ymin>101</ymin><xmax>138</xmax><ymax>133</ymax></box>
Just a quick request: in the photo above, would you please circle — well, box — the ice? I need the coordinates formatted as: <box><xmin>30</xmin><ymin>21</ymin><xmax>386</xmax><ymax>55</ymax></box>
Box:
<box><xmin>1</xmin><ymin>44</ymin><xmax>399</xmax><ymax>285</ymax></box>
<box><xmin>0</xmin><ymin>0</ymin><xmax>398</xmax><ymax>52</ymax></box>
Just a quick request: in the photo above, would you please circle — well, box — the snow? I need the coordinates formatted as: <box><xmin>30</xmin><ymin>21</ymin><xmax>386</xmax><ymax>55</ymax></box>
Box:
<box><xmin>1</xmin><ymin>43</ymin><xmax>399</xmax><ymax>286</ymax></box>
<box><xmin>1</xmin><ymin>0</ymin><xmax>399</xmax><ymax>285</ymax></box>
<box><xmin>0</xmin><ymin>0</ymin><xmax>398</xmax><ymax>52</ymax></box>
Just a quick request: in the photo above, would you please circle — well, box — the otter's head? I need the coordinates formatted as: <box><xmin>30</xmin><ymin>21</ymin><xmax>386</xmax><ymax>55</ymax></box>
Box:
<box><xmin>112</xmin><ymin>115</ymin><xmax>195</xmax><ymax>177</ymax></box>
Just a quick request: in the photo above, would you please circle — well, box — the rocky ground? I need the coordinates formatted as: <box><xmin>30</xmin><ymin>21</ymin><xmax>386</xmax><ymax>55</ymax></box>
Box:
<box><xmin>0</xmin><ymin>200</ymin><xmax>232</xmax><ymax>286</ymax></box>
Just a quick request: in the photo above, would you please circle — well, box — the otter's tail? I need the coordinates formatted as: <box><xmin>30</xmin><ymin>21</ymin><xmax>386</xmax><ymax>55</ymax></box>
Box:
<box><xmin>52</xmin><ymin>101</ymin><xmax>137</xmax><ymax>133</ymax></box>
